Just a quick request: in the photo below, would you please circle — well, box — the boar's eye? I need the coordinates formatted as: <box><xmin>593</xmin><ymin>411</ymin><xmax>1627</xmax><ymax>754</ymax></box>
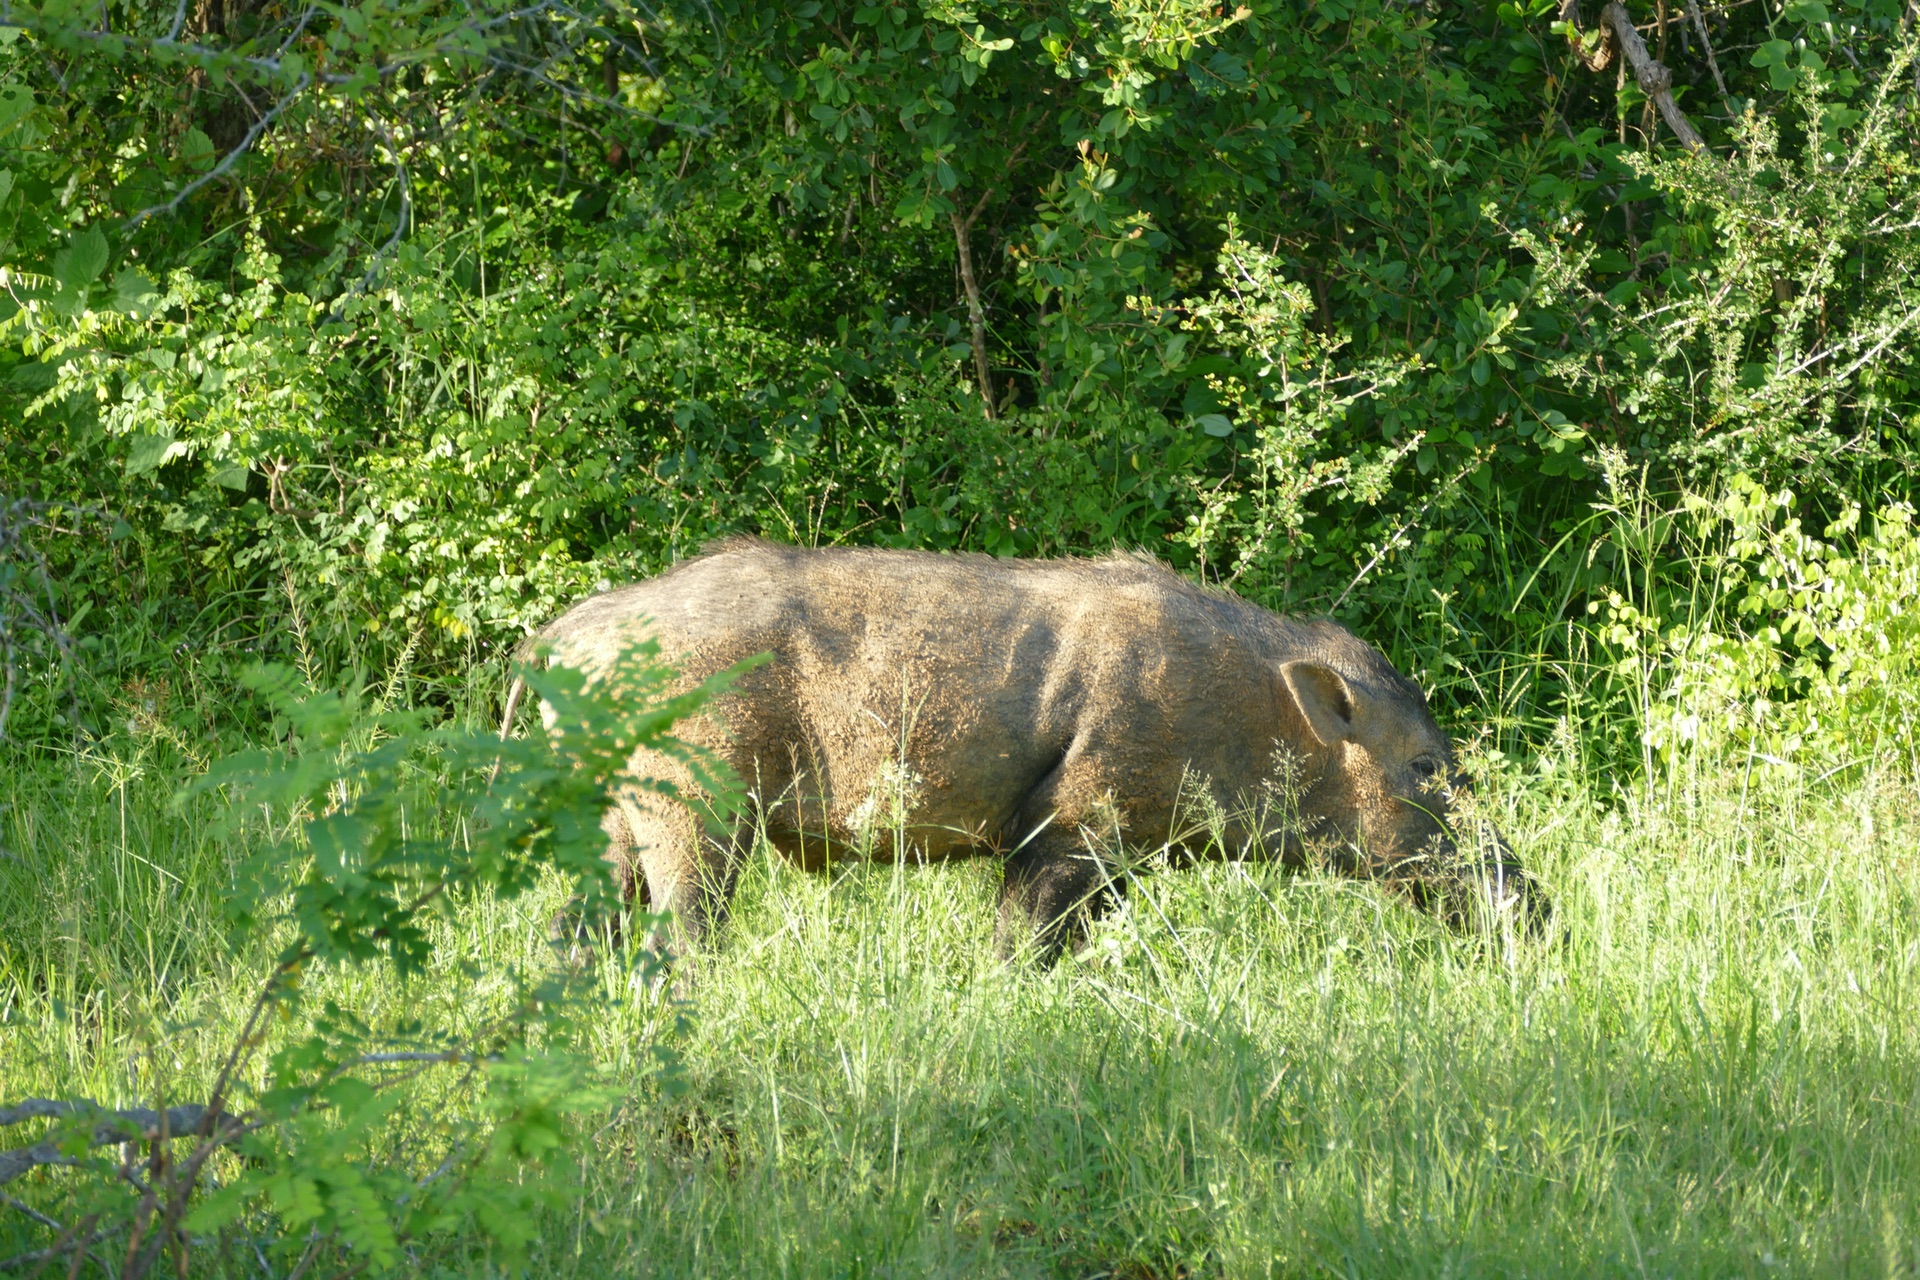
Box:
<box><xmin>1411</xmin><ymin>757</ymin><xmax>1440</xmax><ymax>780</ymax></box>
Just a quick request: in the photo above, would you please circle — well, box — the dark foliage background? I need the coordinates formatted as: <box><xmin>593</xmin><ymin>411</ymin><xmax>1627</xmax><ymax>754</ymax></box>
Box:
<box><xmin>2</xmin><ymin>0</ymin><xmax>1917</xmax><ymax>758</ymax></box>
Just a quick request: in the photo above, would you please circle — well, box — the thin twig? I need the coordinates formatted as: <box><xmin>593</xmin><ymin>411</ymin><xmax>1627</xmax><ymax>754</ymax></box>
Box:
<box><xmin>1682</xmin><ymin>0</ymin><xmax>1732</xmax><ymax>105</ymax></box>
<box><xmin>1793</xmin><ymin>303</ymin><xmax>1920</xmax><ymax>404</ymax></box>
<box><xmin>0</xmin><ymin>499</ymin><xmax>95</xmax><ymax>741</ymax></box>
<box><xmin>951</xmin><ymin>186</ymin><xmax>998</xmax><ymax>419</ymax></box>
<box><xmin>281</xmin><ymin>1230</ymin><xmax>331</xmax><ymax>1280</ymax></box>
<box><xmin>324</xmin><ymin>146</ymin><xmax>413</xmax><ymax>323</ymax></box>
<box><xmin>1331</xmin><ymin>446</ymin><xmax>1481</xmax><ymax>612</ymax></box>
<box><xmin>126</xmin><ymin>74</ymin><xmax>311</xmax><ymax>227</ymax></box>
<box><xmin>0</xmin><ymin>1215</ymin><xmax>108</xmax><ymax>1275</ymax></box>
<box><xmin>200</xmin><ymin>958</ymin><xmax>302</xmax><ymax>1147</ymax></box>
<box><xmin>0</xmin><ymin>1191</ymin><xmax>65</xmax><ymax>1233</ymax></box>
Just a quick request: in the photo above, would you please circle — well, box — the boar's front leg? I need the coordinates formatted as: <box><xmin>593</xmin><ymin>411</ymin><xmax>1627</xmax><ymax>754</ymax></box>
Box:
<box><xmin>993</xmin><ymin>740</ymin><xmax>1127</xmax><ymax>963</ymax></box>
<box><xmin>995</xmin><ymin>833</ymin><xmax>1122</xmax><ymax>963</ymax></box>
<box><xmin>633</xmin><ymin>819</ymin><xmax>743</xmax><ymax>959</ymax></box>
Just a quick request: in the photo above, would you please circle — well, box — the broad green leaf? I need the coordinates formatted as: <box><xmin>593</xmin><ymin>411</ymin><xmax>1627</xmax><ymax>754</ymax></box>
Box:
<box><xmin>125</xmin><ymin>430</ymin><xmax>178</xmax><ymax>475</ymax></box>
<box><xmin>113</xmin><ymin>268</ymin><xmax>159</xmax><ymax>314</ymax></box>
<box><xmin>56</xmin><ymin>226</ymin><xmax>110</xmax><ymax>293</ymax></box>
<box><xmin>0</xmin><ymin>82</ymin><xmax>29</xmax><ymax>136</ymax></box>
<box><xmin>182</xmin><ymin>127</ymin><xmax>216</xmax><ymax>171</ymax></box>
<box><xmin>183</xmin><ymin>1180</ymin><xmax>253</xmax><ymax>1233</ymax></box>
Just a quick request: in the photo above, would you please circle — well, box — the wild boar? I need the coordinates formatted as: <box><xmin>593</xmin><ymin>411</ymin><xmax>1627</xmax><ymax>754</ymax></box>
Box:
<box><xmin>510</xmin><ymin>538</ymin><xmax>1535</xmax><ymax>961</ymax></box>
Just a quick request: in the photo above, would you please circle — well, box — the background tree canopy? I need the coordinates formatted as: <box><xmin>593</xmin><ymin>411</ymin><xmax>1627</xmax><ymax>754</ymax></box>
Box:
<box><xmin>2</xmin><ymin>0</ymin><xmax>1918</xmax><ymax>756</ymax></box>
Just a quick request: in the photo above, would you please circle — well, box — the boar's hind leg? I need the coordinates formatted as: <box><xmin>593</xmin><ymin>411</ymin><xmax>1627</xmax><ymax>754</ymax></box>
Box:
<box><xmin>994</xmin><ymin>742</ymin><xmax>1131</xmax><ymax>964</ymax></box>
<box><xmin>995</xmin><ymin>746</ymin><xmax>1127</xmax><ymax>964</ymax></box>
<box><xmin>996</xmin><ymin>837</ymin><xmax>1121</xmax><ymax>964</ymax></box>
<box><xmin>548</xmin><ymin>805</ymin><xmax>649</xmax><ymax>956</ymax></box>
<box><xmin>624</xmin><ymin>793</ymin><xmax>744</xmax><ymax>959</ymax></box>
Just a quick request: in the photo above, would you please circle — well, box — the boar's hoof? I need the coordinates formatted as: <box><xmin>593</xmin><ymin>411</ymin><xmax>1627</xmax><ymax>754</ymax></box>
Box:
<box><xmin>995</xmin><ymin>845</ymin><xmax>1124</xmax><ymax>965</ymax></box>
<box><xmin>546</xmin><ymin>897</ymin><xmax>630</xmax><ymax>965</ymax></box>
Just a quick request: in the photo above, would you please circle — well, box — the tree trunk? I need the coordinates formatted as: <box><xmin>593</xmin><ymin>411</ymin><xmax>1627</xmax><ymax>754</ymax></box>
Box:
<box><xmin>951</xmin><ymin>190</ymin><xmax>996</xmax><ymax>420</ymax></box>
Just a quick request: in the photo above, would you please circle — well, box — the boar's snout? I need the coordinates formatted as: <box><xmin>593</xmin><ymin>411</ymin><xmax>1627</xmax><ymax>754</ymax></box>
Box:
<box><xmin>1401</xmin><ymin>782</ymin><xmax>1546</xmax><ymax>934</ymax></box>
<box><xmin>1451</xmin><ymin>814</ymin><xmax>1547</xmax><ymax>933</ymax></box>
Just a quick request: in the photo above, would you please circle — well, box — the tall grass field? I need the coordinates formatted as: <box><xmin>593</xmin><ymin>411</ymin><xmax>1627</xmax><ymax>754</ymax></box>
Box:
<box><xmin>3</xmin><ymin>662</ymin><xmax>1916</xmax><ymax>1278</ymax></box>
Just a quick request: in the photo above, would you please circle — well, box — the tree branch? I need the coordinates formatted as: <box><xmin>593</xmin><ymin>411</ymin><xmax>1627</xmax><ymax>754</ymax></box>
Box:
<box><xmin>1561</xmin><ymin>0</ymin><xmax>1707</xmax><ymax>148</ymax></box>
<box><xmin>1600</xmin><ymin>1</ymin><xmax>1706</xmax><ymax>149</ymax></box>
<box><xmin>1559</xmin><ymin>0</ymin><xmax>1615</xmax><ymax>70</ymax></box>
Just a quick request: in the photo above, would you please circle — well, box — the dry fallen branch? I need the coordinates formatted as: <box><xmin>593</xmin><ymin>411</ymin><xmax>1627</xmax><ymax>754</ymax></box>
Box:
<box><xmin>0</xmin><ymin>1102</ymin><xmax>220</xmax><ymax>1186</ymax></box>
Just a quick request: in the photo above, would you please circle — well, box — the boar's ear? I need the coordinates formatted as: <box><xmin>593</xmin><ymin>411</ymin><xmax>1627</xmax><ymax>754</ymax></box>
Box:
<box><xmin>1279</xmin><ymin>660</ymin><xmax>1356</xmax><ymax>746</ymax></box>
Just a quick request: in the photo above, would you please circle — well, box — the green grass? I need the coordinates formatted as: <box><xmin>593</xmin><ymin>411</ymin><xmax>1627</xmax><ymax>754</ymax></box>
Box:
<box><xmin>3</xmin><ymin>709</ymin><xmax>1919</xmax><ymax>1278</ymax></box>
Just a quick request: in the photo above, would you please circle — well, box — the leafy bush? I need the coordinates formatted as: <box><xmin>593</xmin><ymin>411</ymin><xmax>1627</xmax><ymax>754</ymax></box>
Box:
<box><xmin>2</xmin><ymin>0</ymin><xmax>1918</xmax><ymax>761</ymax></box>
<box><xmin>1598</xmin><ymin>473</ymin><xmax>1920</xmax><ymax>774</ymax></box>
<box><xmin>1513</xmin><ymin>41</ymin><xmax>1920</xmax><ymax>486</ymax></box>
<box><xmin>0</xmin><ymin>639</ymin><xmax>743</xmax><ymax>1275</ymax></box>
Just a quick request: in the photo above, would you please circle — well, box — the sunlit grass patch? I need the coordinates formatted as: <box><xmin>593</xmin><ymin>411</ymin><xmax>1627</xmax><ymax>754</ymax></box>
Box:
<box><xmin>3</xmin><ymin>734</ymin><xmax>1918</xmax><ymax>1277</ymax></box>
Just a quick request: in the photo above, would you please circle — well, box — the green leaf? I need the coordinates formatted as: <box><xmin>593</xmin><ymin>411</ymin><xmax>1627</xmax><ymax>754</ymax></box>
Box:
<box><xmin>56</xmin><ymin>226</ymin><xmax>110</xmax><ymax>293</ymax></box>
<box><xmin>125</xmin><ymin>431</ymin><xmax>178</xmax><ymax>476</ymax></box>
<box><xmin>1194</xmin><ymin>413</ymin><xmax>1234</xmax><ymax>437</ymax></box>
<box><xmin>0</xmin><ymin>81</ymin><xmax>30</xmax><ymax>136</ymax></box>
<box><xmin>180</xmin><ymin>1184</ymin><xmax>248</xmax><ymax>1234</ymax></box>
<box><xmin>892</xmin><ymin>190</ymin><xmax>931</xmax><ymax>225</ymax></box>
<box><xmin>113</xmin><ymin>268</ymin><xmax>160</xmax><ymax>314</ymax></box>
<box><xmin>0</xmin><ymin>169</ymin><xmax>11</xmax><ymax>208</ymax></box>
<box><xmin>182</xmin><ymin>127</ymin><xmax>216</xmax><ymax>171</ymax></box>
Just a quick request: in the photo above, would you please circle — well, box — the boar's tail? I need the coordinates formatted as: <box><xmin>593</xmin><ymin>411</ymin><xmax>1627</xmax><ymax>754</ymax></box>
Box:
<box><xmin>498</xmin><ymin>674</ymin><xmax>528</xmax><ymax>743</ymax></box>
<box><xmin>488</xmin><ymin>675</ymin><xmax>526</xmax><ymax>792</ymax></box>
<box><xmin>489</xmin><ymin>634</ymin><xmax>543</xmax><ymax>786</ymax></box>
